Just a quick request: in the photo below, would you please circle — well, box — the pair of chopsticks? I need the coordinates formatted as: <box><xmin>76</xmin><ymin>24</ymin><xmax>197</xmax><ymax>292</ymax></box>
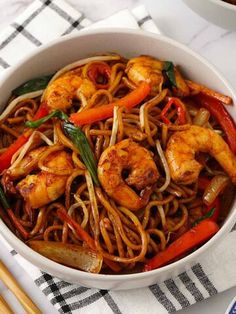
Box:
<box><xmin>0</xmin><ymin>260</ymin><xmax>41</xmax><ymax>313</ymax></box>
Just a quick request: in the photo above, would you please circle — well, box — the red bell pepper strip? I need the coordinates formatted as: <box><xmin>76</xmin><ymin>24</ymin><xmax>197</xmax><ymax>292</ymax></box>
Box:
<box><xmin>33</xmin><ymin>102</ymin><xmax>49</xmax><ymax>120</ymax></box>
<box><xmin>194</xmin><ymin>93</ymin><xmax>236</xmax><ymax>154</ymax></box>
<box><xmin>69</xmin><ymin>82</ymin><xmax>151</xmax><ymax>126</ymax></box>
<box><xmin>7</xmin><ymin>208</ymin><xmax>29</xmax><ymax>240</ymax></box>
<box><xmin>192</xmin><ymin>199</ymin><xmax>220</xmax><ymax>226</ymax></box>
<box><xmin>57</xmin><ymin>208</ymin><xmax>96</xmax><ymax>250</ymax></box>
<box><xmin>0</xmin><ymin>186</ymin><xmax>29</xmax><ymax>239</ymax></box>
<box><xmin>87</xmin><ymin>63</ymin><xmax>111</xmax><ymax>89</ymax></box>
<box><xmin>160</xmin><ymin>97</ymin><xmax>186</xmax><ymax>125</ymax></box>
<box><xmin>0</xmin><ymin>103</ymin><xmax>49</xmax><ymax>173</ymax></box>
<box><xmin>0</xmin><ymin>133</ymin><xmax>30</xmax><ymax>174</ymax></box>
<box><xmin>144</xmin><ymin>220</ymin><xmax>219</xmax><ymax>271</ymax></box>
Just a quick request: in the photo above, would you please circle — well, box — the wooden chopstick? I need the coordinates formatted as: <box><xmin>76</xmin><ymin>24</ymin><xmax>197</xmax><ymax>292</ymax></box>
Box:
<box><xmin>0</xmin><ymin>260</ymin><xmax>41</xmax><ymax>314</ymax></box>
<box><xmin>0</xmin><ymin>294</ymin><xmax>14</xmax><ymax>314</ymax></box>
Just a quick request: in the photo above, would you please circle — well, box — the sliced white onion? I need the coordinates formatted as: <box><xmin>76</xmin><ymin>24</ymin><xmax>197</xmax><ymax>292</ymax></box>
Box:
<box><xmin>203</xmin><ymin>175</ymin><xmax>230</xmax><ymax>205</ymax></box>
<box><xmin>193</xmin><ymin>108</ymin><xmax>210</xmax><ymax>126</ymax></box>
<box><xmin>9</xmin><ymin>131</ymin><xmax>53</xmax><ymax>170</ymax></box>
<box><xmin>41</xmin><ymin>55</ymin><xmax>120</xmax><ymax>101</ymax></box>
<box><xmin>155</xmin><ymin>140</ymin><xmax>171</xmax><ymax>192</ymax></box>
<box><xmin>109</xmin><ymin>106</ymin><xmax>119</xmax><ymax>147</ymax></box>
<box><xmin>0</xmin><ymin>90</ymin><xmax>44</xmax><ymax>122</ymax></box>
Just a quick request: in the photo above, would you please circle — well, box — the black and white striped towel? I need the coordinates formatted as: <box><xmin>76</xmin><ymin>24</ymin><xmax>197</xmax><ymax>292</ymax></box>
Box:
<box><xmin>0</xmin><ymin>0</ymin><xmax>159</xmax><ymax>71</ymax></box>
<box><xmin>0</xmin><ymin>0</ymin><xmax>235</xmax><ymax>313</ymax></box>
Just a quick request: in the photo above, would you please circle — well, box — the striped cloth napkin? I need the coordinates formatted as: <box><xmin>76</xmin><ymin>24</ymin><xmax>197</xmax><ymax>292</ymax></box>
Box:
<box><xmin>0</xmin><ymin>0</ymin><xmax>235</xmax><ymax>313</ymax></box>
<box><xmin>0</xmin><ymin>0</ymin><xmax>159</xmax><ymax>71</ymax></box>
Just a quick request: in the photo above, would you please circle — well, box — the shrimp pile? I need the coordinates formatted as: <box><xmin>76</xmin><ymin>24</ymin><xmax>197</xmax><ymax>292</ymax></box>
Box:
<box><xmin>0</xmin><ymin>53</ymin><xmax>235</xmax><ymax>274</ymax></box>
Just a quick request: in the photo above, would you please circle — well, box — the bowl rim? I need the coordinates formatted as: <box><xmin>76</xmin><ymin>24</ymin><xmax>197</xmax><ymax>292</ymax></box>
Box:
<box><xmin>209</xmin><ymin>0</ymin><xmax>236</xmax><ymax>10</ymax></box>
<box><xmin>0</xmin><ymin>27</ymin><xmax>236</xmax><ymax>282</ymax></box>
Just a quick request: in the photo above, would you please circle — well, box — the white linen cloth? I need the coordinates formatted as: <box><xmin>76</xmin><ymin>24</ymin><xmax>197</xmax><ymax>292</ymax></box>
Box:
<box><xmin>0</xmin><ymin>1</ymin><xmax>235</xmax><ymax>313</ymax></box>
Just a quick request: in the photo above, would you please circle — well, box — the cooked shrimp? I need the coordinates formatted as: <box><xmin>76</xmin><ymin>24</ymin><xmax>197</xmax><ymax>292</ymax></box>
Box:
<box><xmin>124</xmin><ymin>125</ymin><xmax>147</xmax><ymax>141</ymax></box>
<box><xmin>6</xmin><ymin>147</ymin><xmax>47</xmax><ymax>179</ymax></box>
<box><xmin>16</xmin><ymin>150</ymin><xmax>73</xmax><ymax>208</ymax></box>
<box><xmin>76</xmin><ymin>78</ymin><xmax>96</xmax><ymax>99</ymax></box>
<box><xmin>98</xmin><ymin>139</ymin><xmax>159</xmax><ymax>210</ymax></box>
<box><xmin>126</xmin><ymin>56</ymin><xmax>189</xmax><ymax>96</ymax></box>
<box><xmin>2</xmin><ymin>146</ymin><xmax>47</xmax><ymax>194</ymax></box>
<box><xmin>44</xmin><ymin>73</ymin><xmax>96</xmax><ymax>111</ymax></box>
<box><xmin>165</xmin><ymin>125</ymin><xmax>236</xmax><ymax>185</ymax></box>
<box><xmin>126</xmin><ymin>56</ymin><xmax>163</xmax><ymax>93</ymax></box>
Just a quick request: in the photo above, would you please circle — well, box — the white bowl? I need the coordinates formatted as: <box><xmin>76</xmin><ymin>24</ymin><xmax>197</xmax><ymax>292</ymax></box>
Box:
<box><xmin>0</xmin><ymin>29</ymin><xmax>235</xmax><ymax>290</ymax></box>
<box><xmin>183</xmin><ymin>0</ymin><xmax>236</xmax><ymax>30</ymax></box>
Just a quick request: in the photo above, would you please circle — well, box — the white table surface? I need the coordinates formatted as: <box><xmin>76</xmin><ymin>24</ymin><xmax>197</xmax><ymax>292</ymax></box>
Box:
<box><xmin>0</xmin><ymin>0</ymin><xmax>235</xmax><ymax>313</ymax></box>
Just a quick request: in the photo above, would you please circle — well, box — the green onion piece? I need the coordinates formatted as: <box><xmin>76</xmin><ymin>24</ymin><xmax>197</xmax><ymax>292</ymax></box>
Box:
<box><xmin>163</xmin><ymin>61</ymin><xmax>176</xmax><ymax>88</ymax></box>
<box><xmin>12</xmin><ymin>75</ymin><xmax>53</xmax><ymax>96</ymax></box>
<box><xmin>0</xmin><ymin>186</ymin><xmax>10</xmax><ymax>210</ymax></box>
<box><xmin>26</xmin><ymin>110</ymin><xmax>68</xmax><ymax>128</ymax></box>
<box><xmin>26</xmin><ymin>109</ymin><xmax>99</xmax><ymax>186</ymax></box>
<box><xmin>192</xmin><ymin>207</ymin><xmax>216</xmax><ymax>227</ymax></box>
<box><xmin>63</xmin><ymin>122</ymin><xmax>100</xmax><ymax>186</ymax></box>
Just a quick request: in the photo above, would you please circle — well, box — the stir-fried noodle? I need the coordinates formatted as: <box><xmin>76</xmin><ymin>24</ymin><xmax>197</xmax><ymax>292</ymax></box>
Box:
<box><xmin>0</xmin><ymin>54</ymin><xmax>235</xmax><ymax>274</ymax></box>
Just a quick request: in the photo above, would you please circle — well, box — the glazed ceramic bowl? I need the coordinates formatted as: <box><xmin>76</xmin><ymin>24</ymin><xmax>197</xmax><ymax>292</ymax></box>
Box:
<box><xmin>183</xmin><ymin>0</ymin><xmax>236</xmax><ymax>30</ymax></box>
<box><xmin>0</xmin><ymin>29</ymin><xmax>235</xmax><ymax>290</ymax></box>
